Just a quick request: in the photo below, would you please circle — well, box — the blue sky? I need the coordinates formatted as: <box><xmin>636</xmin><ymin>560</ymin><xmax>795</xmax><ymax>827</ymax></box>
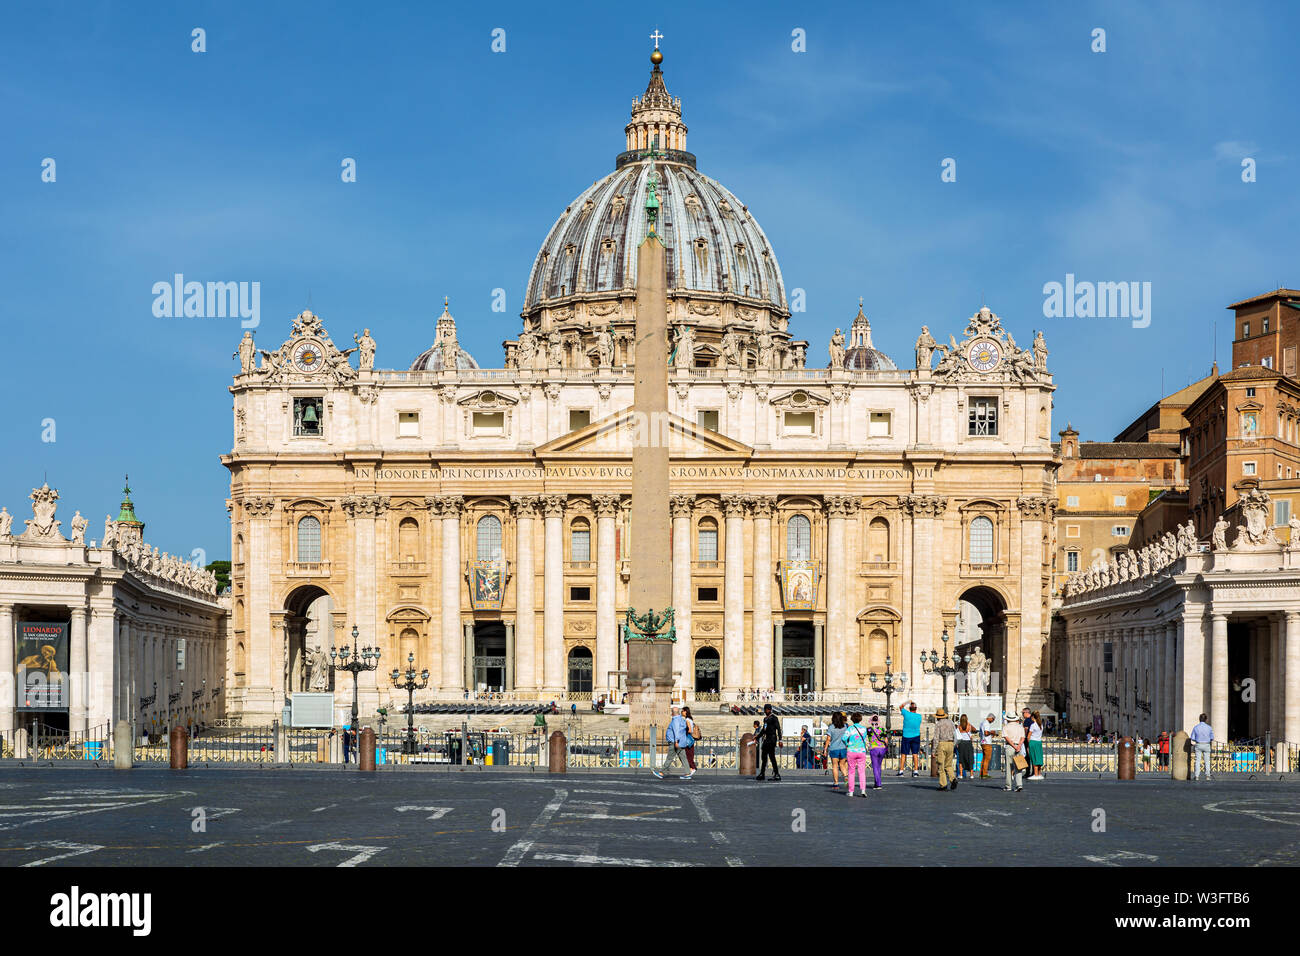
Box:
<box><xmin>2</xmin><ymin>0</ymin><xmax>1295</xmax><ymax>560</ymax></box>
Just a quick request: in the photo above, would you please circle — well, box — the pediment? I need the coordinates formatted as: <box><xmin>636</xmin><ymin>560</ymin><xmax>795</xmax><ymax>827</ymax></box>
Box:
<box><xmin>457</xmin><ymin>389</ymin><xmax>519</xmax><ymax>408</ymax></box>
<box><xmin>534</xmin><ymin>408</ymin><xmax>754</xmax><ymax>459</ymax></box>
<box><xmin>770</xmin><ymin>388</ymin><xmax>829</xmax><ymax>408</ymax></box>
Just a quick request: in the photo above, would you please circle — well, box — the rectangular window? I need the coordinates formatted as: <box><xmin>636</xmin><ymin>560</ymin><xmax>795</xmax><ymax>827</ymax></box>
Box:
<box><xmin>783</xmin><ymin>411</ymin><xmax>816</xmax><ymax>436</ymax></box>
<box><xmin>1264</xmin><ymin>317</ymin><xmax>1270</xmax><ymax>334</ymax></box>
<box><xmin>697</xmin><ymin>527</ymin><xmax>718</xmax><ymax>562</ymax></box>
<box><xmin>869</xmin><ymin>412</ymin><xmax>891</xmax><ymax>437</ymax></box>
<box><xmin>1243</xmin><ymin>322</ymin><xmax>1250</xmax><ymax>338</ymax></box>
<box><xmin>1285</xmin><ymin>346</ymin><xmax>1297</xmax><ymax>377</ymax></box>
<box><xmin>568</xmin><ymin>409</ymin><xmax>590</xmax><ymax>431</ymax></box>
<box><xmin>1277</xmin><ymin>499</ymin><xmax>1291</xmax><ymax>527</ymax></box>
<box><xmin>1112</xmin><ymin>526</ymin><xmax>1130</xmax><ymax>536</ymax></box>
<box><xmin>696</xmin><ymin>409</ymin><xmax>719</xmax><ymax>431</ymax></box>
<box><xmin>293</xmin><ymin>397</ymin><xmax>324</xmax><ymax>437</ymax></box>
<box><xmin>1263</xmin><ymin>356</ymin><xmax>1274</xmax><ymax>369</ymax></box>
<box><xmin>570</xmin><ymin>528</ymin><xmax>591</xmax><ymax>563</ymax></box>
<box><xmin>472</xmin><ymin>411</ymin><xmax>505</xmax><ymax>435</ymax></box>
<box><xmin>1113</xmin><ymin>495</ymin><xmax>1126</xmax><ymax>507</ymax></box>
<box><xmin>569</xmin><ymin>586</ymin><xmax>591</xmax><ymax>602</ymax></box>
<box><xmin>696</xmin><ymin>587</ymin><xmax>718</xmax><ymax>602</ymax></box>
<box><xmin>1103</xmin><ymin>642</ymin><xmax>1113</xmax><ymax>673</ymax></box>
<box><xmin>398</xmin><ymin>411</ymin><xmax>420</xmax><ymax>437</ymax></box>
<box><xmin>1066</xmin><ymin>496</ymin><xmax>1079</xmax><ymax>508</ymax></box>
<box><xmin>1246</xmin><ymin>387</ymin><xmax>1256</xmax><ymax>398</ymax></box>
<box><xmin>1066</xmin><ymin>551</ymin><xmax>1079</xmax><ymax>572</ymax></box>
<box><xmin>968</xmin><ymin>398</ymin><xmax>998</xmax><ymax>436</ymax></box>
<box><xmin>1066</xmin><ymin>525</ymin><xmax>1080</xmax><ymax>538</ymax></box>
<box><xmin>1243</xmin><ymin>461</ymin><xmax>1256</xmax><ymax>476</ymax></box>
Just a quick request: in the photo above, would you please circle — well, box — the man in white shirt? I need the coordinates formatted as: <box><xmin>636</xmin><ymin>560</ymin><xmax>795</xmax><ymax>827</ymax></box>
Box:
<box><xmin>1190</xmin><ymin>713</ymin><xmax>1215</xmax><ymax>781</ymax></box>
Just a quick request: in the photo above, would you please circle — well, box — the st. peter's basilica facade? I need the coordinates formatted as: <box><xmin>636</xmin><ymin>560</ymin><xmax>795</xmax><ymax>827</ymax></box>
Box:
<box><xmin>222</xmin><ymin>51</ymin><xmax>1058</xmax><ymax>722</ymax></box>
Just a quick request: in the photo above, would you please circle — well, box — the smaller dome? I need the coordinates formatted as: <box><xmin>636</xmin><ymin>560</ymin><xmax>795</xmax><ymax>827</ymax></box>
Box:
<box><xmin>410</xmin><ymin>299</ymin><xmax>480</xmax><ymax>371</ymax></box>
<box><xmin>842</xmin><ymin>300</ymin><xmax>896</xmax><ymax>371</ymax></box>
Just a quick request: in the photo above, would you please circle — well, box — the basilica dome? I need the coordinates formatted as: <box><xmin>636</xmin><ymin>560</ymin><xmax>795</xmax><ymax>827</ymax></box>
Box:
<box><xmin>411</xmin><ymin>300</ymin><xmax>480</xmax><ymax>371</ymax></box>
<box><xmin>840</xmin><ymin>303</ymin><xmax>896</xmax><ymax>371</ymax></box>
<box><xmin>512</xmin><ymin>49</ymin><xmax>801</xmax><ymax>371</ymax></box>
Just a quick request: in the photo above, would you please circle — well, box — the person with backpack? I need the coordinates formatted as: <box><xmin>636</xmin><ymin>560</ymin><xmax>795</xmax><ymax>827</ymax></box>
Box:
<box><xmin>653</xmin><ymin>705</ymin><xmax>694</xmax><ymax>779</ymax></box>
<box><xmin>755</xmin><ymin>703</ymin><xmax>782</xmax><ymax>781</ymax></box>
<box><xmin>681</xmin><ymin>706</ymin><xmax>700</xmax><ymax>776</ymax></box>
<box><xmin>823</xmin><ymin>711</ymin><xmax>849</xmax><ymax>790</ymax></box>
<box><xmin>842</xmin><ymin>712</ymin><xmax>870</xmax><ymax>797</ymax></box>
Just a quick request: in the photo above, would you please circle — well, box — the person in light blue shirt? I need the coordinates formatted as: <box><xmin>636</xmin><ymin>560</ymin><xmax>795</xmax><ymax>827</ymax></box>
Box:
<box><xmin>1190</xmin><ymin>713</ymin><xmax>1214</xmax><ymax>781</ymax></box>
<box><xmin>654</xmin><ymin>705</ymin><xmax>694</xmax><ymax>779</ymax></box>
<box><xmin>896</xmin><ymin>701</ymin><xmax>923</xmax><ymax>777</ymax></box>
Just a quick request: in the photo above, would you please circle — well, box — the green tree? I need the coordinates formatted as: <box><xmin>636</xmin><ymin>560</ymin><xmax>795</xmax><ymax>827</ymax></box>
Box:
<box><xmin>206</xmin><ymin>560</ymin><xmax>231</xmax><ymax>592</ymax></box>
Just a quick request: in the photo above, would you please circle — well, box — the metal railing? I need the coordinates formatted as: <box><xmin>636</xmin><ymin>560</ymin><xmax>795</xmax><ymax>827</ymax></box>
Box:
<box><xmin>28</xmin><ymin>721</ymin><xmax>114</xmax><ymax>761</ymax></box>
<box><xmin>185</xmin><ymin>725</ymin><xmax>276</xmax><ymax>763</ymax></box>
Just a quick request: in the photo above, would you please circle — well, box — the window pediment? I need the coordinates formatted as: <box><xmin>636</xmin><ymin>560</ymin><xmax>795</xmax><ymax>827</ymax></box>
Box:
<box><xmin>458</xmin><ymin>390</ymin><xmax>519</xmax><ymax>409</ymax></box>
<box><xmin>770</xmin><ymin>389</ymin><xmax>829</xmax><ymax>408</ymax></box>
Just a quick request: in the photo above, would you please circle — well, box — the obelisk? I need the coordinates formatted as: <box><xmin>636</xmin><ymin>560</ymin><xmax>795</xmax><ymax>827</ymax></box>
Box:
<box><xmin>625</xmin><ymin>119</ymin><xmax>675</xmax><ymax>745</ymax></box>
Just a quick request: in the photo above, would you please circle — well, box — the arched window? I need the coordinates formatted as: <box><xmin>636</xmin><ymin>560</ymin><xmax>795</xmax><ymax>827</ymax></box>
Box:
<box><xmin>570</xmin><ymin>518</ymin><xmax>591</xmax><ymax>564</ymax></box>
<box><xmin>697</xmin><ymin>517</ymin><xmax>718</xmax><ymax>563</ymax></box>
<box><xmin>969</xmin><ymin>516</ymin><xmax>994</xmax><ymax>565</ymax></box>
<box><xmin>297</xmin><ymin>516</ymin><xmax>321</xmax><ymax>563</ymax></box>
<box><xmin>476</xmin><ymin>514</ymin><xmax>502</xmax><ymax>562</ymax></box>
<box><xmin>868</xmin><ymin>517</ymin><xmax>890</xmax><ymax>562</ymax></box>
<box><xmin>868</xmin><ymin>628</ymin><xmax>889</xmax><ymax>673</ymax></box>
<box><xmin>235</xmin><ymin>534</ymin><xmax>245</xmax><ymax>564</ymax></box>
<box><xmin>235</xmin><ymin>641</ymin><xmax>247</xmax><ymax>686</ymax></box>
<box><xmin>399</xmin><ymin>627</ymin><xmax>419</xmax><ymax>667</ymax></box>
<box><xmin>398</xmin><ymin>517</ymin><xmax>420</xmax><ymax>563</ymax></box>
<box><xmin>787</xmin><ymin>514</ymin><xmax>811</xmax><ymax>561</ymax></box>
<box><xmin>567</xmin><ymin>646</ymin><xmax>593</xmax><ymax>694</ymax></box>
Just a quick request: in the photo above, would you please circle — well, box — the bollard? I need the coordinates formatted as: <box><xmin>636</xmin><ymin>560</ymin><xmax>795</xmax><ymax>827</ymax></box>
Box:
<box><xmin>358</xmin><ymin>726</ymin><xmax>376</xmax><ymax>771</ymax></box>
<box><xmin>169</xmin><ymin>725</ymin><xmax>188</xmax><ymax>770</ymax></box>
<box><xmin>739</xmin><ymin>732</ymin><xmax>757</xmax><ymax>776</ymax></box>
<box><xmin>317</xmin><ymin>738</ymin><xmax>329</xmax><ymax>763</ymax></box>
<box><xmin>548</xmin><ymin>730</ymin><xmax>567</xmax><ymax>773</ymax></box>
<box><xmin>1276</xmin><ymin>742</ymin><xmax>1291</xmax><ymax>773</ymax></box>
<box><xmin>13</xmin><ymin>728</ymin><xmax>28</xmax><ymax>760</ymax></box>
<box><xmin>274</xmin><ymin>721</ymin><xmax>288</xmax><ymax>763</ymax></box>
<box><xmin>1117</xmin><ymin>736</ymin><xmax>1135</xmax><ymax>780</ymax></box>
<box><xmin>1170</xmin><ymin>730</ymin><xmax>1190</xmax><ymax>780</ymax></box>
<box><xmin>113</xmin><ymin>720</ymin><xmax>132</xmax><ymax>769</ymax></box>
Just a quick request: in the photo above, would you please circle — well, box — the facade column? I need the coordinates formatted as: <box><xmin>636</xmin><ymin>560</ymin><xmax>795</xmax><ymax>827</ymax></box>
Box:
<box><xmin>1259</xmin><ymin>619</ymin><xmax>1272</xmax><ymax>736</ymax></box>
<box><xmin>750</xmin><ymin>496</ymin><xmax>776</xmax><ymax>696</ymax></box>
<box><xmin>242</xmin><ymin>496</ymin><xmax>277</xmax><ymax>719</ymax></box>
<box><xmin>1163</xmin><ymin>621</ymin><xmax>1176</xmax><ymax>736</ymax></box>
<box><xmin>510</xmin><ymin>496</ymin><xmax>539</xmax><ymax>692</ymax></box>
<box><xmin>774</xmin><ymin>621</ymin><xmax>784</xmax><ymax>691</ymax></box>
<box><xmin>70</xmin><ymin>607</ymin><xmax>88</xmax><ymax>736</ymax></box>
<box><xmin>670</xmin><ymin>495</ymin><xmax>694</xmax><ymax>695</ymax></box>
<box><xmin>1286</xmin><ymin>612</ymin><xmax>1300</xmax><ymax>743</ymax></box>
<box><xmin>541</xmin><ymin>495</ymin><xmax>566</xmax><ymax>695</ymax></box>
<box><xmin>594</xmin><ymin>495</ymin><xmax>620</xmax><ymax>702</ymax></box>
<box><xmin>463</xmin><ymin>622</ymin><xmax>474</xmax><ymax>692</ymax></box>
<box><xmin>721</xmin><ymin>494</ymin><xmax>748</xmax><ymax>698</ymax></box>
<box><xmin>813</xmin><ymin>621</ymin><xmax>824</xmax><ymax>693</ymax></box>
<box><xmin>1210</xmin><ymin>613</ymin><xmax>1229</xmax><ymax>739</ymax></box>
<box><xmin>0</xmin><ymin>604</ymin><xmax>12</xmax><ymax>740</ymax></box>
<box><xmin>1271</xmin><ymin>616</ymin><xmax>1283</xmax><ymax>738</ymax></box>
<box><xmin>825</xmin><ymin>495</ymin><xmax>857</xmax><ymax>694</ymax></box>
<box><xmin>428</xmin><ymin>495</ymin><xmax>465</xmax><ymax>694</ymax></box>
<box><xmin>503</xmin><ymin>621</ymin><xmax>515</xmax><ymax>691</ymax></box>
<box><xmin>1181</xmin><ymin>610</ymin><xmax>1206</xmax><ymax>732</ymax></box>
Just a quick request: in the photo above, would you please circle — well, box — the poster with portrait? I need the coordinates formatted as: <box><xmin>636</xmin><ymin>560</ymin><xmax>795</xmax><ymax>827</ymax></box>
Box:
<box><xmin>471</xmin><ymin>561</ymin><xmax>504</xmax><ymax>610</ymax></box>
<box><xmin>16</xmin><ymin>621</ymin><xmax>69</xmax><ymax>711</ymax></box>
<box><xmin>781</xmin><ymin>560</ymin><xmax>820</xmax><ymax>611</ymax></box>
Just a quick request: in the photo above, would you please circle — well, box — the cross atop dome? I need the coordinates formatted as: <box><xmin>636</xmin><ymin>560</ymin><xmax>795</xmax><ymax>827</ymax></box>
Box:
<box><xmin>627</xmin><ymin>37</ymin><xmax>685</xmax><ymax>157</ymax></box>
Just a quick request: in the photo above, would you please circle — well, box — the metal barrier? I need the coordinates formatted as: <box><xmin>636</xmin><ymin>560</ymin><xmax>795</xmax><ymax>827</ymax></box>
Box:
<box><xmin>28</xmin><ymin>721</ymin><xmax>113</xmax><ymax>761</ymax></box>
<box><xmin>185</xmin><ymin>725</ymin><xmax>275</xmax><ymax>763</ymax></box>
<box><xmin>1210</xmin><ymin>740</ymin><xmax>1267</xmax><ymax>773</ymax></box>
<box><xmin>285</xmin><ymin>727</ymin><xmax>332</xmax><ymax>764</ymax></box>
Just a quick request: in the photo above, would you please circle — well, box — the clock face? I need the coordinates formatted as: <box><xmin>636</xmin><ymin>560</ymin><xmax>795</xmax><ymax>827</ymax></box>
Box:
<box><xmin>293</xmin><ymin>340</ymin><xmax>326</xmax><ymax>373</ymax></box>
<box><xmin>967</xmin><ymin>338</ymin><xmax>1002</xmax><ymax>373</ymax></box>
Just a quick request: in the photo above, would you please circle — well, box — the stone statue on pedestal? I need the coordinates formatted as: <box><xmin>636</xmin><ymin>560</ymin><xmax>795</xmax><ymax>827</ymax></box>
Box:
<box><xmin>354</xmin><ymin>329</ymin><xmax>376</xmax><ymax>370</ymax></box>
<box><xmin>70</xmin><ymin>511</ymin><xmax>87</xmax><ymax>545</ymax></box>
<box><xmin>914</xmin><ymin>326</ymin><xmax>936</xmax><ymax>370</ymax></box>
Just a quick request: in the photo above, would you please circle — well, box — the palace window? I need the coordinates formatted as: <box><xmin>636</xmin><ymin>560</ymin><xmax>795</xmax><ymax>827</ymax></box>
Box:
<box><xmin>968</xmin><ymin>516</ymin><xmax>994</xmax><ymax>564</ymax></box>
<box><xmin>1243</xmin><ymin>461</ymin><xmax>1257</xmax><ymax>476</ymax></box>
<box><xmin>968</xmin><ymin>398</ymin><xmax>997</xmax><ymax>437</ymax></box>
<box><xmin>787</xmin><ymin>514</ymin><xmax>812</xmax><ymax>561</ymax></box>
<box><xmin>1066</xmin><ymin>496</ymin><xmax>1079</xmax><ymax>508</ymax></box>
<box><xmin>869</xmin><ymin>412</ymin><xmax>891</xmax><ymax>437</ymax></box>
<box><xmin>293</xmin><ymin>397</ymin><xmax>324</xmax><ymax>437</ymax></box>
<box><xmin>697</xmin><ymin>409</ymin><xmax>719</xmax><ymax>431</ymax></box>
<box><xmin>569</xmin><ymin>586</ymin><xmax>591</xmax><ymax>602</ymax></box>
<box><xmin>1111</xmin><ymin>525</ymin><xmax>1130</xmax><ymax>536</ymax></box>
<box><xmin>472</xmin><ymin>411</ymin><xmax>505</xmax><ymax>436</ymax></box>
<box><xmin>1276</xmin><ymin>499</ymin><xmax>1291</xmax><ymax>527</ymax></box>
<box><xmin>476</xmin><ymin>515</ymin><xmax>503</xmax><ymax>562</ymax></box>
<box><xmin>783</xmin><ymin>411</ymin><xmax>816</xmax><ymax>436</ymax></box>
<box><xmin>568</xmin><ymin>409</ymin><xmax>591</xmax><ymax>431</ymax></box>
<box><xmin>1066</xmin><ymin>550</ymin><xmax>1080</xmax><ymax>572</ymax></box>
<box><xmin>570</xmin><ymin>519</ymin><xmax>591</xmax><ymax>564</ymax></box>
<box><xmin>1243</xmin><ymin>322</ymin><xmax>1251</xmax><ymax>338</ymax></box>
<box><xmin>697</xmin><ymin>518</ymin><xmax>718</xmax><ymax>562</ymax></box>
<box><xmin>398</xmin><ymin>411</ymin><xmax>420</xmax><ymax>437</ymax></box>
<box><xmin>297</xmin><ymin>516</ymin><xmax>322</xmax><ymax>562</ymax></box>
<box><xmin>697</xmin><ymin>587</ymin><xmax>718</xmax><ymax>602</ymax></box>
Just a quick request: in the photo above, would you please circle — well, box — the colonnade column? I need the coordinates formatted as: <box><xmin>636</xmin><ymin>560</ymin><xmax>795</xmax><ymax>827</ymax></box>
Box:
<box><xmin>1271</xmin><ymin>616</ymin><xmax>1283</xmax><ymax>738</ymax></box>
<box><xmin>463</xmin><ymin>622</ymin><xmax>474</xmax><ymax>691</ymax></box>
<box><xmin>428</xmin><ymin>495</ymin><xmax>465</xmax><ymax>694</ymax></box>
<box><xmin>1286</xmin><ymin>611</ymin><xmax>1300</xmax><ymax>743</ymax></box>
<box><xmin>721</xmin><ymin>494</ymin><xmax>748</xmax><ymax>698</ymax></box>
<box><xmin>825</xmin><ymin>496</ymin><xmax>856</xmax><ymax>694</ymax></box>
<box><xmin>774</xmin><ymin>621</ymin><xmax>784</xmax><ymax>692</ymax></box>
<box><xmin>594</xmin><ymin>495</ymin><xmax>620</xmax><ymax>701</ymax></box>
<box><xmin>1181</xmin><ymin>610</ymin><xmax>1206</xmax><ymax>732</ymax></box>
<box><xmin>670</xmin><ymin>495</ymin><xmax>695</xmax><ymax>695</ymax></box>
<box><xmin>750</xmin><ymin>496</ymin><xmax>776</xmax><ymax>696</ymax></box>
<box><xmin>541</xmin><ymin>495</ymin><xmax>566</xmax><ymax>696</ymax></box>
<box><xmin>510</xmin><ymin>496</ymin><xmax>539</xmax><ymax>692</ymax></box>
<box><xmin>503</xmin><ymin>622</ymin><xmax>515</xmax><ymax>692</ymax></box>
<box><xmin>1163</xmin><ymin>621</ymin><xmax>1176</xmax><ymax>735</ymax></box>
<box><xmin>70</xmin><ymin>607</ymin><xmax>88</xmax><ymax>735</ymax></box>
<box><xmin>1210</xmin><ymin>613</ymin><xmax>1229</xmax><ymax>739</ymax></box>
<box><xmin>0</xmin><ymin>604</ymin><xmax>12</xmax><ymax>740</ymax></box>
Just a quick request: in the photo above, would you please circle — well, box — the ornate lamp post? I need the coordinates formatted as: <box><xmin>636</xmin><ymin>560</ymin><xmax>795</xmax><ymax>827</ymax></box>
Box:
<box><xmin>919</xmin><ymin>628</ymin><xmax>969</xmax><ymax>713</ymax></box>
<box><xmin>868</xmin><ymin>657</ymin><xmax>907</xmax><ymax>733</ymax></box>
<box><xmin>330</xmin><ymin>625</ymin><xmax>380</xmax><ymax>728</ymax></box>
<box><xmin>391</xmin><ymin>653</ymin><xmax>430</xmax><ymax>754</ymax></box>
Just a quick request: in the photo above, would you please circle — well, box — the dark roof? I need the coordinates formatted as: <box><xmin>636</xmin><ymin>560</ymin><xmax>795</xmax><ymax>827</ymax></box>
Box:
<box><xmin>1219</xmin><ymin>365</ymin><xmax>1284</xmax><ymax>382</ymax></box>
<box><xmin>1226</xmin><ymin>288</ymin><xmax>1300</xmax><ymax>309</ymax></box>
<box><xmin>1077</xmin><ymin>442</ymin><xmax>1180</xmax><ymax>459</ymax></box>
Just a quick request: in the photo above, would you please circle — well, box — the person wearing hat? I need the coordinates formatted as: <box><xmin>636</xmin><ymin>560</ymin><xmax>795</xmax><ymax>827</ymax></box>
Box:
<box><xmin>1001</xmin><ymin>711</ymin><xmax>1027</xmax><ymax>792</ymax></box>
<box><xmin>867</xmin><ymin>714</ymin><xmax>889</xmax><ymax>789</ymax></box>
<box><xmin>978</xmin><ymin>714</ymin><xmax>997</xmax><ymax>778</ymax></box>
<box><xmin>933</xmin><ymin>707</ymin><xmax>956</xmax><ymax>791</ymax></box>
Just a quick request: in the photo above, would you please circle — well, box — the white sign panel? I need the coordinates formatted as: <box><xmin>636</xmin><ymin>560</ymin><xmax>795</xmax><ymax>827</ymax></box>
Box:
<box><xmin>291</xmin><ymin>692</ymin><xmax>335</xmax><ymax>728</ymax></box>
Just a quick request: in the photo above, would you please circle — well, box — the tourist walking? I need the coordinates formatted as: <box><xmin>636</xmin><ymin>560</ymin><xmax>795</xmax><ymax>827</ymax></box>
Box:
<box><xmin>896</xmin><ymin>700</ymin><xmax>922</xmax><ymax>777</ymax></box>
<box><xmin>955</xmin><ymin>714</ymin><xmax>976</xmax><ymax>781</ymax></box>
<box><xmin>933</xmin><ymin>708</ymin><xmax>956</xmax><ymax>790</ymax></box>
<box><xmin>842</xmin><ymin>712</ymin><xmax>870</xmax><ymax>797</ymax></box>
<box><xmin>755</xmin><ymin>703</ymin><xmax>782</xmax><ymax>781</ymax></box>
<box><xmin>1190</xmin><ymin>713</ymin><xmax>1214</xmax><ymax>781</ymax></box>
<box><xmin>867</xmin><ymin>715</ymin><xmax>888</xmax><ymax>789</ymax></box>
<box><xmin>823</xmin><ymin>711</ymin><xmax>849</xmax><ymax>790</ymax></box>
<box><xmin>681</xmin><ymin>706</ymin><xmax>700</xmax><ymax>775</ymax></box>
<box><xmin>1027</xmin><ymin>711</ymin><xmax>1045</xmax><ymax>780</ymax></box>
<box><xmin>797</xmin><ymin>725</ymin><xmax>813</xmax><ymax>769</ymax></box>
<box><xmin>1002</xmin><ymin>712</ymin><xmax>1026</xmax><ymax>792</ymax></box>
<box><xmin>653</xmin><ymin>705</ymin><xmax>694</xmax><ymax>779</ymax></box>
<box><xmin>978</xmin><ymin>713</ymin><xmax>996</xmax><ymax>778</ymax></box>
<box><xmin>1157</xmin><ymin>730</ymin><xmax>1170</xmax><ymax>768</ymax></box>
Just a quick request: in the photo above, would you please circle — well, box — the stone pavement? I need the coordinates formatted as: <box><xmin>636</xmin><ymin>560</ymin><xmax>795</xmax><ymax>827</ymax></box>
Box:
<box><xmin>0</xmin><ymin>765</ymin><xmax>1296</xmax><ymax>867</ymax></box>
